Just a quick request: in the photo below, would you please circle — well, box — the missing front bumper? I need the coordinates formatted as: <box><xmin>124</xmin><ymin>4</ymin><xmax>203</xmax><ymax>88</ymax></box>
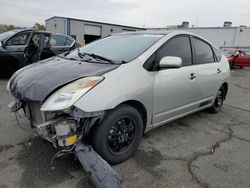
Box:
<box><xmin>75</xmin><ymin>142</ymin><xmax>122</xmax><ymax>188</ymax></box>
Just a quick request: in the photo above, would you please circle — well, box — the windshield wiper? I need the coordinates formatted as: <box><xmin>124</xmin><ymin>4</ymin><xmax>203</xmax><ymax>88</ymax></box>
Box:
<box><xmin>57</xmin><ymin>54</ymin><xmax>78</xmax><ymax>61</ymax></box>
<box><xmin>77</xmin><ymin>50</ymin><xmax>116</xmax><ymax>64</ymax></box>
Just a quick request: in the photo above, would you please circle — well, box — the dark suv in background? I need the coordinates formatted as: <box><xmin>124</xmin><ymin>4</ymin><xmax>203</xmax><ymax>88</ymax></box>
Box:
<box><xmin>0</xmin><ymin>29</ymin><xmax>80</xmax><ymax>77</ymax></box>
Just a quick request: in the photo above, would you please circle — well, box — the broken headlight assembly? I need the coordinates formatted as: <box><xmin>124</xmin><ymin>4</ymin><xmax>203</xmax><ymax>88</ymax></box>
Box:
<box><xmin>41</xmin><ymin>76</ymin><xmax>104</xmax><ymax>112</ymax></box>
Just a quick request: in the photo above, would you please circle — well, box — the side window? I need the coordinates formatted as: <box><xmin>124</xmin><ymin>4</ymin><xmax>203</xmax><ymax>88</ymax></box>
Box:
<box><xmin>30</xmin><ymin>33</ymin><xmax>40</xmax><ymax>46</ymax></box>
<box><xmin>65</xmin><ymin>37</ymin><xmax>74</xmax><ymax>46</ymax></box>
<box><xmin>193</xmin><ymin>37</ymin><xmax>214</xmax><ymax>64</ymax></box>
<box><xmin>157</xmin><ymin>36</ymin><xmax>192</xmax><ymax>66</ymax></box>
<box><xmin>212</xmin><ymin>46</ymin><xmax>222</xmax><ymax>62</ymax></box>
<box><xmin>6</xmin><ymin>32</ymin><xmax>31</xmax><ymax>46</ymax></box>
<box><xmin>49</xmin><ymin>34</ymin><xmax>67</xmax><ymax>46</ymax></box>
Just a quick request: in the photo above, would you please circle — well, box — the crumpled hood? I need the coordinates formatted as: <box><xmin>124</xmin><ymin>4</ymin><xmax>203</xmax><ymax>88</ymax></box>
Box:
<box><xmin>9</xmin><ymin>57</ymin><xmax>119</xmax><ymax>102</ymax></box>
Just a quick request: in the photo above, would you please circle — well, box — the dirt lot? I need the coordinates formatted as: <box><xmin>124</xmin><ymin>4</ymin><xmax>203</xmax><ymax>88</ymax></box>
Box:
<box><xmin>0</xmin><ymin>68</ymin><xmax>250</xmax><ymax>188</ymax></box>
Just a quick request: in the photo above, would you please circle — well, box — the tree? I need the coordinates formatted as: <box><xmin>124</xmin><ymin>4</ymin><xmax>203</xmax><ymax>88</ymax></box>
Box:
<box><xmin>33</xmin><ymin>23</ymin><xmax>45</xmax><ymax>30</ymax></box>
<box><xmin>0</xmin><ymin>24</ymin><xmax>24</xmax><ymax>33</ymax></box>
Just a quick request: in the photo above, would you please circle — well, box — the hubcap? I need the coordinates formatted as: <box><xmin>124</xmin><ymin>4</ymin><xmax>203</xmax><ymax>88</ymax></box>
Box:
<box><xmin>107</xmin><ymin>117</ymin><xmax>136</xmax><ymax>155</ymax></box>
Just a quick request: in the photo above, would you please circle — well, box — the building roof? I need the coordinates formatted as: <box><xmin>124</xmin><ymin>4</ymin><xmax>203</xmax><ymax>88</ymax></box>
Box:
<box><xmin>147</xmin><ymin>26</ymin><xmax>249</xmax><ymax>30</ymax></box>
<box><xmin>46</xmin><ymin>16</ymin><xmax>145</xmax><ymax>30</ymax></box>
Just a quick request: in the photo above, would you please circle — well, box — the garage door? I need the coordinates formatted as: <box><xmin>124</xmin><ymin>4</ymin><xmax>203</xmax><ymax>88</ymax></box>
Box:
<box><xmin>85</xmin><ymin>25</ymin><xmax>101</xmax><ymax>36</ymax></box>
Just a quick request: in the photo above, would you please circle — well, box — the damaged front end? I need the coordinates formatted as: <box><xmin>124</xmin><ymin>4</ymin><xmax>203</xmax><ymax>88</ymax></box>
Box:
<box><xmin>20</xmin><ymin>100</ymin><xmax>104</xmax><ymax>149</ymax></box>
<box><xmin>9</xmin><ymin>99</ymin><xmax>122</xmax><ymax>188</ymax></box>
<box><xmin>10</xmin><ymin>99</ymin><xmax>123</xmax><ymax>188</ymax></box>
<box><xmin>7</xmin><ymin>58</ymin><xmax>123</xmax><ymax>187</ymax></box>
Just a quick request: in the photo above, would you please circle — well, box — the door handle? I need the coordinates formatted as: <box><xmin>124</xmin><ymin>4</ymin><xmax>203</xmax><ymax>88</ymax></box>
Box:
<box><xmin>189</xmin><ymin>73</ymin><xmax>196</xmax><ymax>80</ymax></box>
<box><xmin>217</xmin><ymin>68</ymin><xmax>221</xmax><ymax>74</ymax></box>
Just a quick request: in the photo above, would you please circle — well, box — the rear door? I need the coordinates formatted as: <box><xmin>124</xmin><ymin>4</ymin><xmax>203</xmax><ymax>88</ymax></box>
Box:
<box><xmin>153</xmin><ymin>35</ymin><xmax>201</xmax><ymax>126</ymax></box>
<box><xmin>190</xmin><ymin>36</ymin><xmax>222</xmax><ymax>103</ymax></box>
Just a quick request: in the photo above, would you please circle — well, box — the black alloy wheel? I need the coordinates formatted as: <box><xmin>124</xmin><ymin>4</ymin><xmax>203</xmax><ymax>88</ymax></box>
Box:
<box><xmin>92</xmin><ymin>104</ymin><xmax>143</xmax><ymax>164</ymax></box>
<box><xmin>107</xmin><ymin>117</ymin><xmax>136</xmax><ymax>155</ymax></box>
<box><xmin>209</xmin><ymin>86</ymin><xmax>225</xmax><ymax>113</ymax></box>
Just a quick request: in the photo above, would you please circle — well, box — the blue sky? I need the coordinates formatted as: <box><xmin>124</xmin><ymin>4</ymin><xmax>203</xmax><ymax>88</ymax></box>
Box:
<box><xmin>0</xmin><ymin>0</ymin><xmax>250</xmax><ymax>28</ymax></box>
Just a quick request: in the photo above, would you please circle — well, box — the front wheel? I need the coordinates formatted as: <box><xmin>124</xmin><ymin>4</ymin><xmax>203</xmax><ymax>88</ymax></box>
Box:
<box><xmin>209</xmin><ymin>86</ymin><xmax>225</xmax><ymax>113</ymax></box>
<box><xmin>92</xmin><ymin>104</ymin><xmax>143</xmax><ymax>164</ymax></box>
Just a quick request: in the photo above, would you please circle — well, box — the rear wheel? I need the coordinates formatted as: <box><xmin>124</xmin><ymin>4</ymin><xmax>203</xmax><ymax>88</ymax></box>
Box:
<box><xmin>209</xmin><ymin>86</ymin><xmax>225</xmax><ymax>113</ymax></box>
<box><xmin>92</xmin><ymin>104</ymin><xmax>143</xmax><ymax>164</ymax></box>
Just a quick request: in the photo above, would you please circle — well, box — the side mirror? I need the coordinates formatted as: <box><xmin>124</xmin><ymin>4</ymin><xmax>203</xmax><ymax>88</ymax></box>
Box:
<box><xmin>159</xmin><ymin>56</ymin><xmax>182</xmax><ymax>68</ymax></box>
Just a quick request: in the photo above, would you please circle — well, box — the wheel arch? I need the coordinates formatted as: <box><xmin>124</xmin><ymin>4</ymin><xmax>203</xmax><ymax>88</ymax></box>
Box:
<box><xmin>0</xmin><ymin>55</ymin><xmax>21</xmax><ymax>77</ymax></box>
<box><xmin>1</xmin><ymin>55</ymin><xmax>21</xmax><ymax>68</ymax></box>
<box><xmin>85</xmin><ymin>99</ymin><xmax>148</xmax><ymax>143</ymax></box>
<box><xmin>119</xmin><ymin>100</ymin><xmax>148</xmax><ymax>133</ymax></box>
<box><xmin>222</xmin><ymin>82</ymin><xmax>228</xmax><ymax>99</ymax></box>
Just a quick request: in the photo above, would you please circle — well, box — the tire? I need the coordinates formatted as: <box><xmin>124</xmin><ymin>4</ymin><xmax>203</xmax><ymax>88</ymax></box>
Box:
<box><xmin>92</xmin><ymin>104</ymin><xmax>143</xmax><ymax>164</ymax></box>
<box><xmin>209</xmin><ymin>86</ymin><xmax>225</xmax><ymax>113</ymax></box>
<box><xmin>229</xmin><ymin>61</ymin><xmax>235</xmax><ymax>69</ymax></box>
<box><xmin>240</xmin><ymin>66</ymin><xmax>243</xmax><ymax>69</ymax></box>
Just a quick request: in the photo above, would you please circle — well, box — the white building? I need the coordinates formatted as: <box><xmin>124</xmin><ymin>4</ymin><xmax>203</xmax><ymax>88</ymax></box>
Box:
<box><xmin>45</xmin><ymin>16</ymin><xmax>144</xmax><ymax>45</ymax></box>
<box><xmin>148</xmin><ymin>22</ymin><xmax>250</xmax><ymax>49</ymax></box>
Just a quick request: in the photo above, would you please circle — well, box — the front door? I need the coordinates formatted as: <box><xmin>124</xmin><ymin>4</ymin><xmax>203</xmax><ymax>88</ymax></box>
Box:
<box><xmin>5</xmin><ymin>31</ymin><xmax>32</xmax><ymax>66</ymax></box>
<box><xmin>153</xmin><ymin>35</ymin><xmax>200</xmax><ymax>126</ymax></box>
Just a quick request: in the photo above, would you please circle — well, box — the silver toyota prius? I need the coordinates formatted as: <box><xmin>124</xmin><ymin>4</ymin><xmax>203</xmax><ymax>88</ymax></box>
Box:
<box><xmin>7</xmin><ymin>30</ymin><xmax>230</xmax><ymax>165</ymax></box>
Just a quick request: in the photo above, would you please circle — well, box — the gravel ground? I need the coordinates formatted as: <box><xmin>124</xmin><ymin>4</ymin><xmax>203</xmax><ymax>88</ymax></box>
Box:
<box><xmin>0</xmin><ymin>68</ymin><xmax>250</xmax><ymax>188</ymax></box>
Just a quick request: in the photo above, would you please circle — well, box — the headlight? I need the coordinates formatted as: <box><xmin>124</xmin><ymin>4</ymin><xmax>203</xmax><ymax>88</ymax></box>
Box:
<box><xmin>41</xmin><ymin>76</ymin><xmax>104</xmax><ymax>111</ymax></box>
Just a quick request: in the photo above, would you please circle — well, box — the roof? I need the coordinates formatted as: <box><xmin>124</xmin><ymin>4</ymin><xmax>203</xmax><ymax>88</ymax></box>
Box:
<box><xmin>114</xmin><ymin>30</ymin><xmax>210</xmax><ymax>37</ymax></box>
<box><xmin>46</xmin><ymin>16</ymin><xmax>145</xmax><ymax>30</ymax></box>
<box><xmin>114</xmin><ymin>30</ymin><xmax>173</xmax><ymax>35</ymax></box>
<box><xmin>10</xmin><ymin>28</ymin><xmax>74</xmax><ymax>37</ymax></box>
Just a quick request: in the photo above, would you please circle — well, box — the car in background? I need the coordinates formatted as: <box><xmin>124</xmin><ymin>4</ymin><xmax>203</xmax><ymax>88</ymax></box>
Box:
<box><xmin>0</xmin><ymin>29</ymin><xmax>81</xmax><ymax>77</ymax></box>
<box><xmin>222</xmin><ymin>48</ymin><xmax>250</xmax><ymax>69</ymax></box>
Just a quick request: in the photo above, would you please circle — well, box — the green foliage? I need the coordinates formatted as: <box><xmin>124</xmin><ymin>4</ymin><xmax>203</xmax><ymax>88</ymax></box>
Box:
<box><xmin>0</xmin><ymin>24</ymin><xmax>24</xmax><ymax>34</ymax></box>
<box><xmin>33</xmin><ymin>23</ymin><xmax>45</xmax><ymax>30</ymax></box>
<box><xmin>0</xmin><ymin>23</ymin><xmax>45</xmax><ymax>34</ymax></box>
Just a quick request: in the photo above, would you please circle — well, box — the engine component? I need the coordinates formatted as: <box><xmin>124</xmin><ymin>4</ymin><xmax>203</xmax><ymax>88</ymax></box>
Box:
<box><xmin>55</xmin><ymin>120</ymin><xmax>77</xmax><ymax>147</ymax></box>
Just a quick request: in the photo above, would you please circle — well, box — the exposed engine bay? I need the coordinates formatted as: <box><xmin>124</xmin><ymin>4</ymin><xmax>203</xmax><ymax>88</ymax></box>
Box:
<box><xmin>9</xmin><ymin>99</ymin><xmax>122</xmax><ymax>188</ymax></box>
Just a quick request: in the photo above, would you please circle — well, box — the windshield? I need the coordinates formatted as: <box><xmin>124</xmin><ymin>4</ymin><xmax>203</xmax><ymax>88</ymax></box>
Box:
<box><xmin>0</xmin><ymin>30</ymin><xmax>19</xmax><ymax>42</ymax></box>
<box><xmin>66</xmin><ymin>34</ymin><xmax>163</xmax><ymax>63</ymax></box>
